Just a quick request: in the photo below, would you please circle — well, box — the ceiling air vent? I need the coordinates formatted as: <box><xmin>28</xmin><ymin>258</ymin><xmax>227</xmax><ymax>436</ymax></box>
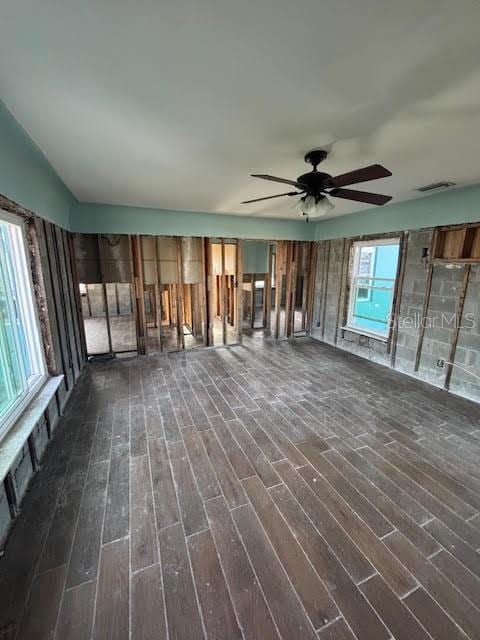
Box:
<box><xmin>417</xmin><ymin>181</ymin><xmax>456</xmax><ymax>193</ymax></box>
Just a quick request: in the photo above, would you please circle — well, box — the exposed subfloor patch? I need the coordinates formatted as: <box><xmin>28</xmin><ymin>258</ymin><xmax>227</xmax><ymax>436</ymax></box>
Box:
<box><xmin>1</xmin><ymin>338</ymin><xmax>480</xmax><ymax>640</ymax></box>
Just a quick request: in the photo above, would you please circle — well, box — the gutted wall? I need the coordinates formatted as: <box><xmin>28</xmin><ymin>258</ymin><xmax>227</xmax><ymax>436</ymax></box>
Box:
<box><xmin>312</xmin><ymin>228</ymin><xmax>480</xmax><ymax>404</ymax></box>
<box><xmin>0</xmin><ymin>209</ymin><xmax>86</xmax><ymax>548</ymax></box>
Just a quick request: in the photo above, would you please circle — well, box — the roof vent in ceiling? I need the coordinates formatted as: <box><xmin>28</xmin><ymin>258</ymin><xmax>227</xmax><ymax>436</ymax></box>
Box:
<box><xmin>417</xmin><ymin>181</ymin><xmax>456</xmax><ymax>193</ymax></box>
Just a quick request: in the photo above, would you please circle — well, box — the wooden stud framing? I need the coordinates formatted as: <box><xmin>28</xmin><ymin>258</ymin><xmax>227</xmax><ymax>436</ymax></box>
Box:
<box><xmin>290</xmin><ymin>242</ymin><xmax>299</xmax><ymax>337</ymax></box>
<box><xmin>304</xmin><ymin>242</ymin><xmax>318</xmax><ymax>335</ymax></box>
<box><xmin>167</xmin><ymin>284</ymin><xmax>173</xmax><ymax>329</ymax></box>
<box><xmin>284</xmin><ymin>242</ymin><xmax>293</xmax><ymax>338</ymax></box>
<box><xmin>221</xmin><ymin>239</ymin><xmax>227</xmax><ymax>345</ymax></box>
<box><xmin>200</xmin><ymin>237</ymin><xmax>209</xmax><ymax>346</ymax></box>
<box><xmin>175</xmin><ymin>237</ymin><xmax>185</xmax><ymax>350</ymax></box>
<box><xmin>284</xmin><ymin>242</ymin><xmax>292</xmax><ymax>337</ymax></box>
<box><xmin>51</xmin><ymin>225</ymin><xmax>75</xmax><ymax>377</ymax></box>
<box><xmin>67</xmin><ymin>232</ymin><xmax>88</xmax><ymax>364</ymax></box>
<box><xmin>150</xmin><ymin>237</ymin><xmax>163</xmax><ymax>352</ymax></box>
<box><xmin>339</xmin><ymin>240</ymin><xmax>353</xmax><ymax>339</ymax></box>
<box><xmin>131</xmin><ymin>235</ymin><xmax>146</xmax><ymax>355</ymax></box>
<box><xmin>204</xmin><ymin>238</ymin><xmax>214</xmax><ymax>346</ymax></box>
<box><xmin>235</xmin><ymin>239</ymin><xmax>243</xmax><ymax>344</ymax></box>
<box><xmin>320</xmin><ymin>240</ymin><xmax>331</xmax><ymax>339</ymax></box>
<box><xmin>300</xmin><ymin>243</ymin><xmax>308</xmax><ymax>332</ymax></box>
<box><xmin>250</xmin><ymin>273</ymin><xmax>256</xmax><ymax>329</ymax></box>
<box><xmin>444</xmin><ymin>264</ymin><xmax>471</xmax><ymax>390</ymax></box>
<box><xmin>42</xmin><ymin>220</ymin><xmax>69</xmax><ymax>384</ymax></box>
<box><xmin>389</xmin><ymin>232</ymin><xmax>408</xmax><ymax>363</ymax></box>
<box><xmin>274</xmin><ymin>241</ymin><xmax>285</xmax><ymax>340</ymax></box>
<box><xmin>53</xmin><ymin>231</ymin><xmax>74</xmax><ymax>375</ymax></box>
<box><xmin>333</xmin><ymin>239</ymin><xmax>348</xmax><ymax>345</ymax></box>
<box><xmin>60</xmin><ymin>229</ymin><xmax>82</xmax><ymax>378</ymax></box>
<box><xmin>264</xmin><ymin>245</ymin><xmax>273</xmax><ymax>330</ymax></box>
<box><xmin>414</xmin><ymin>229</ymin><xmax>438</xmax><ymax>371</ymax></box>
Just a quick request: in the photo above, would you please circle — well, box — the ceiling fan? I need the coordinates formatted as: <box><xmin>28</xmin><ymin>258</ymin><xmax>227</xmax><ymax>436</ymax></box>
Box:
<box><xmin>242</xmin><ymin>150</ymin><xmax>392</xmax><ymax>218</ymax></box>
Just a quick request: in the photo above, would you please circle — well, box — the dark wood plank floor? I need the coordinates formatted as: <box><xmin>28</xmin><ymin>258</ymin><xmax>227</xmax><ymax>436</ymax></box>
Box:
<box><xmin>1</xmin><ymin>337</ymin><xmax>480</xmax><ymax>640</ymax></box>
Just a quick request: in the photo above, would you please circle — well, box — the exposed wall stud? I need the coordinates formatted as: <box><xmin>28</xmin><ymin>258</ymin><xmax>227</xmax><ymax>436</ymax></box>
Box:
<box><xmin>250</xmin><ymin>273</ymin><xmax>256</xmax><ymax>329</ymax></box>
<box><xmin>67</xmin><ymin>232</ymin><xmax>88</xmax><ymax>364</ymax></box>
<box><xmin>444</xmin><ymin>264</ymin><xmax>471</xmax><ymax>390</ymax></box>
<box><xmin>274</xmin><ymin>241</ymin><xmax>284</xmax><ymax>340</ymax></box>
<box><xmin>414</xmin><ymin>229</ymin><xmax>438</xmax><ymax>371</ymax></box>
<box><xmin>130</xmin><ymin>235</ymin><xmax>146</xmax><ymax>355</ymax></box>
<box><xmin>305</xmin><ymin>242</ymin><xmax>318</xmax><ymax>334</ymax></box>
<box><xmin>175</xmin><ymin>236</ymin><xmax>185</xmax><ymax>350</ymax></box>
<box><xmin>263</xmin><ymin>245</ymin><xmax>272</xmax><ymax>331</ymax></box>
<box><xmin>334</xmin><ymin>239</ymin><xmax>347</xmax><ymax>345</ymax></box>
<box><xmin>235</xmin><ymin>239</ymin><xmax>243</xmax><ymax>344</ymax></box>
<box><xmin>204</xmin><ymin>238</ymin><xmax>214</xmax><ymax>346</ymax></box>
<box><xmin>320</xmin><ymin>240</ymin><xmax>331</xmax><ymax>339</ymax></box>
<box><xmin>389</xmin><ymin>232</ymin><xmax>408</xmax><ymax>364</ymax></box>
<box><xmin>42</xmin><ymin>220</ymin><xmax>69</xmax><ymax>386</ymax></box>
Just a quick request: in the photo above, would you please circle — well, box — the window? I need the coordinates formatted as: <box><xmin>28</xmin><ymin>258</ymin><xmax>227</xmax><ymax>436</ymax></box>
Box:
<box><xmin>346</xmin><ymin>238</ymin><xmax>400</xmax><ymax>339</ymax></box>
<box><xmin>356</xmin><ymin>246</ymin><xmax>375</xmax><ymax>301</ymax></box>
<box><xmin>0</xmin><ymin>211</ymin><xmax>46</xmax><ymax>438</ymax></box>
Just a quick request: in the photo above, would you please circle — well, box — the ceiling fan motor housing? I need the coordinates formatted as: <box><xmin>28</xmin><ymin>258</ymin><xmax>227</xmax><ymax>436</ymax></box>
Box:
<box><xmin>297</xmin><ymin>171</ymin><xmax>333</xmax><ymax>195</ymax></box>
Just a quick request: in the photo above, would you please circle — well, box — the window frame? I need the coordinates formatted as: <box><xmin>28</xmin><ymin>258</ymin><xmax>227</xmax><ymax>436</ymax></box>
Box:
<box><xmin>345</xmin><ymin>237</ymin><xmax>400</xmax><ymax>341</ymax></box>
<box><xmin>0</xmin><ymin>209</ymin><xmax>47</xmax><ymax>440</ymax></box>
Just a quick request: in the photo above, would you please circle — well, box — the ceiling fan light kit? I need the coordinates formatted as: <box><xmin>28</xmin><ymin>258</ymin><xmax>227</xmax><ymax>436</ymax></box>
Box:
<box><xmin>242</xmin><ymin>149</ymin><xmax>393</xmax><ymax>220</ymax></box>
<box><xmin>298</xmin><ymin>194</ymin><xmax>335</xmax><ymax>217</ymax></box>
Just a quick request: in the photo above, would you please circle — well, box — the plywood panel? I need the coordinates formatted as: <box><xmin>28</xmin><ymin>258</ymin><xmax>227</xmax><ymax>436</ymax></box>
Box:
<box><xmin>141</xmin><ymin>235</ymin><xmax>157</xmax><ymax>285</ymax></box>
<box><xmin>181</xmin><ymin>236</ymin><xmax>202</xmax><ymax>283</ymax></box>
<box><xmin>156</xmin><ymin>236</ymin><xmax>178</xmax><ymax>283</ymax></box>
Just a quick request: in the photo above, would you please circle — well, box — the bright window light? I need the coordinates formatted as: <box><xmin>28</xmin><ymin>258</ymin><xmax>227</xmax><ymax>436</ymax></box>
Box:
<box><xmin>0</xmin><ymin>210</ymin><xmax>46</xmax><ymax>439</ymax></box>
<box><xmin>346</xmin><ymin>238</ymin><xmax>400</xmax><ymax>339</ymax></box>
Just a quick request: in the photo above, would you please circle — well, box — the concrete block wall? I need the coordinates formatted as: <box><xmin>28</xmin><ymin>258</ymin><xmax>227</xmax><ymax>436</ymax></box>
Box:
<box><xmin>416</xmin><ymin>266</ymin><xmax>464</xmax><ymax>388</ymax></box>
<box><xmin>312</xmin><ymin>227</ymin><xmax>480</xmax><ymax>404</ymax></box>
<box><xmin>449</xmin><ymin>264</ymin><xmax>480</xmax><ymax>401</ymax></box>
<box><xmin>394</xmin><ymin>229</ymin><xmax>433</xmax><ymax>372</ymax></box>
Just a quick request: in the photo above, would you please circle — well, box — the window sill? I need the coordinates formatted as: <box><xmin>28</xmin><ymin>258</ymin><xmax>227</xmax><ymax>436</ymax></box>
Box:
<box><xmin>342</xmin><ymin>325</ymin><xmax>389</xmax><ymax>343</ymax></box>
<box><xmin>0</xmin><ymin>375</ymin><xmax>64</xmax><ymax>483</ymax></box>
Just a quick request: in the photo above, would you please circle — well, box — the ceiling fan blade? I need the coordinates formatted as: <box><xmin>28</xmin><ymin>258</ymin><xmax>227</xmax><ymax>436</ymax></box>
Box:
<box><xmin>329</xmin><ymin>188</ymin><xmax>392</xmax><ymax>206</ymax></box>
<box><xmin>242</xmin><ymin>191</ymin><xmax>301</xmax><ymax>204</ymax></box>
<box><xmin>330</xmin><ymin>164</ymin><xmax>392</xmax><ymax>188</ymax></box>
<box><xmin>251</xmin><ymin>174</ymin><xmax>305</xmax><ymax>188</ymax></box>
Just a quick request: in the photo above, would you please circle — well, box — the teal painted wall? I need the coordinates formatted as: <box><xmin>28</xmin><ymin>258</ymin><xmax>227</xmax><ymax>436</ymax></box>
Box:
<box><xmin>72</xmin><ymin>184</ymin><xmax>480</xmax><ymax>241</ymax></box>
<box><xmin>2</xmin><ymin>93</ymin><xmax>479</xmax><ymax>240</ymax></box>
<box><xmin>70</xmin><ymin>203</ymin><xmax>312</xmax><ymax>240</ymax></box>
<box><xmin>0</xmin><ymin>101</ymin><xmax>76</xmax><ymax>228</ymax></box>
<box><xmin>314</xmin><ymin>184</ymin><xmax>480</xmax><ymax>240</ymax></box>
<box><xmin>243</xmin><ymin>241</ymin><xmax>270</xmax><ymax>273</ymax></box>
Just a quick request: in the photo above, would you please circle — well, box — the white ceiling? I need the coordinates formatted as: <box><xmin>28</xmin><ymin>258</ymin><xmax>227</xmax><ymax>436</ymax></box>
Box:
<box><xmin>1</xmin><ymin>0</ymin><xmax>480</xmax><ymax>220</ymax></box>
